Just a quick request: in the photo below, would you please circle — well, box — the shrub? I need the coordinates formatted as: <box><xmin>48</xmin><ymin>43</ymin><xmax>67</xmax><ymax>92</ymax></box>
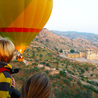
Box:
<box><xmin>59</xmin><ymin>49</ymin><xmax>63</xmax><ymax>53</ymax></box>
<box><xmin>90</xmin><ymin>74</ymin><xmax>93</xmax><ymax>77</ymax></box>
<box><xmin>77</xmin><ymin>81</ymin><xmax>81</xmax><ymax>85</ymax></box>
<box><xmin>41</xmin><ymin>67</ymin><xmax>45</xmax><ymax>70</ymax></box>
<box><xmin>52</xmin><ymin>83</ymin><xmax>56</xmax><ymax>87</ymax></box>
<box><xmin>54</xmin><ymin>46</ymin><xmax>58</xmax><ymax>51</ymax></box>
<box><xmin>85</xmin><ymin>67</ymin><xmax>88</xmax><ymax>71</ymax></box>
<box><xmin>13</xmin><ymin>60</ymin><xmax>18</xmax><ymax>62</ymax></box>
<box><xmin>20</xmin><ymin>77</ymin><xmax>25</xmax><ymax>82</ymax></box>
<box><xmin>70</xmin><ymin>49</ymin><xmax>75</xmax><ymax>53</ymax></box>
<box><xmin>34</xmin><ymin>67</ymin><xmax>39</xmax><ymax>72</ymax></box>
<box><xmin>46</xmin><ymin>39</ymin><xmax>49</xmax><ymax>42</ymax></box>
<box><xmin>40</xmin><ymin>41</ymin><xmax>43</xmax><ymax>43</ymax></box>
<box><xmin>46</xmin><ymin>63</ymin><xmax>51</xmax><ymax>67</ymax></box>
<box><xmin>81</xmin><ymin>69</ymin><xmax>85</xmax><ymax>73</ymax></box>
<box><xmin>18</xmin><ymin>67</ymin><xmax>22</xmax><ymax>70</ymax></box>
<box><xmin>40</xmin><ymin>62</ymin><xmax>46</xmax><ymax>64</ymax></box>
<box><xmin>39</xmin><ymin>54</ymin><xmax>43</xmax><ymax>58</ymax></box>
<box><xmin>56</xmin><ymin>74</ymin><xmax>61</xmax><ymax>79</ymax></box>
<box><xmin>63</xmin><ymin>79</ymin><xmax>70</xmax><ymax>85</ymax></box>
<box><xmin>54</xmin><ymin>89</ymin><xmax>60</xmax><ymax>98</ymax></box>
<box><xmin>49</xmin><ymin>75</ymin><xmax>54</xmax><ymax>80</ymax></box>
<box><xmin>68</xmin><ymin>77</ymin><xmax>72</xmax><ymax>81</ymax></box>
<box><xmin>45</xmin><ymin>70</ymin><xmax>49</xmax><ymax>75</ymax></box>
<box><xmin>26</xmin><ymin>76</ymin><xmax>29</xmax><ymax>79</ymax></box>
<box><xmin>84</xmin><ymin>85</ymin><xmax>98</xmax><ymax>93</ymax></box>
<box><xmin>35</xmin><ymin>59</ymin><xmax>39</xmax><ymax>62</ymax></box>
<box><xmin>32</xmin><ymin>62</ymin><xmax>38</xmax><ymax>65</ymax></box>
<box><xmin>26</xmin><ymin>65</ymin><xmax>29</xmax><ymax>68</ymax></box>
<box><xmin>60</xmin><ymin>71</ymin><xmax>66</xmax><ymax>76</ymax></box>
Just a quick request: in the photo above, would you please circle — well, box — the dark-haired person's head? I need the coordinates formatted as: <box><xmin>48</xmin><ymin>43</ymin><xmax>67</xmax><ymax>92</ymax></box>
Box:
<box><xmin>21</xmin><ymin>73</ymin><xmax>51</xmax><ymax>98</ymax></box>
<box><xmin>0</xmin><ymin>38</ymin><xmax>15</xmax><ymax>63</ymax></box>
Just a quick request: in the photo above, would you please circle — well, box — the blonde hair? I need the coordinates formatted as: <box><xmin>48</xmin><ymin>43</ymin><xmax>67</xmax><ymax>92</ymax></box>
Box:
<box><xmin>21</xmin><ymin>73</ymin><xmax>51</xmax><ymax>98</ymax></box>
<box><xmin>0</xmin><ymin>38</ymin><xmax>15</xmax><ymax>63</ymax></box>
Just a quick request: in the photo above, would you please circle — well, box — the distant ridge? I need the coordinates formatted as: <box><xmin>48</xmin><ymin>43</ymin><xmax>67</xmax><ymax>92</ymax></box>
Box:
<box><xmin>51</xmin><ymin>30</ymin><xmax>98</xmax><ymax>42</ymax></box>
<box><xmin>33</xmin><ymin>28</ymin><xmax>98</xmax><ymax>51</ymax></box>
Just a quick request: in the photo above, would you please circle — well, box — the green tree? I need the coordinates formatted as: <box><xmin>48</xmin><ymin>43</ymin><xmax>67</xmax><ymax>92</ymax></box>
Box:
<box><xmin>85</xmin><ymin>67</ymin><xmax>88</xmax><ymax>71</ymax></box>
<box><xmin>70</xmin><ymin>49</ymin><xmax>75</xmax><ymax>53</ymax></box>
<box><xmin>46</xmin><ymin>39</ymin><xmax>49</xmax><ymax>42</ymax></box>
<box><xmin>40</xmin><ymin>54</ymin><xmax>43</xmax><ymax>58</ymax></box>
<box><xmin>46</xmin><ymin>63</ymin><xmax>51</xmax><ymax>67</ymax></box>
<box><xmin>45</xmin><ymin>70</ymin><xmax>49</xmax><ymax>75</ymax></box>
<box><xmin>59</xmin><ymin>49</ymin><xmax>63</xmax><ymax>53</ymax></box>
<box><xmin>54</xmin><ymin>46</ymin><xmax>58</xmax><ymax>51</ymax></box>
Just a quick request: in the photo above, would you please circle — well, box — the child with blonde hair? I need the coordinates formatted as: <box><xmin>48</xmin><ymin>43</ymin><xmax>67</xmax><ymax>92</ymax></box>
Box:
<box><xmin>0</xmin><ymin>38</ymin><xmax>20</xmax><ymax>98</ymax></box>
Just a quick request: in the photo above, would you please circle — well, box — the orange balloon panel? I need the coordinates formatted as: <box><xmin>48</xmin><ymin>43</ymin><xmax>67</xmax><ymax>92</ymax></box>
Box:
<box><xmin>0</xmin><ymin>0</ymin><xmax>53</xmax><ymax>53</ymax></box>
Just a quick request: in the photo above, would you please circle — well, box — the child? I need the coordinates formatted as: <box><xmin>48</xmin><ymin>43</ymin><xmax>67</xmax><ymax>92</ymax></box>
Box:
<box><xmin>0</xmin><ymin>38</ymin><xmax>18</xmax><ymax>98</ymax></box>
<box><xmin>21</xmin><ymin>73</ymin><xmax>51</xmax><ymax>98</ymax></box>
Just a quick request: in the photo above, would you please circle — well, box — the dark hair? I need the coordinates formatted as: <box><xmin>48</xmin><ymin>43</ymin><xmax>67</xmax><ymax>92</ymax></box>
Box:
<box><xmin>21</xmin><ymin>73</ymin><xmax>51</xmax><ymax>98</ymax></box>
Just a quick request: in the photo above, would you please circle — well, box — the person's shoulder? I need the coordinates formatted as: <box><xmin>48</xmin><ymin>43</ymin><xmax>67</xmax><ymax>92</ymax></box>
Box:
<box><xmin>2</xmin><ymin>71</ymin><xmax>11</xmax><ymax>78</ymax></box>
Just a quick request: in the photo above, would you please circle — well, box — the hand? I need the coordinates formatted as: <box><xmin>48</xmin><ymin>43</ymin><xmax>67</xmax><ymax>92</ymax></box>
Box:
<box><xmin>12</xmin><ymin>77</ymin><xmax>15</xmax><ymax>88</ymax></box>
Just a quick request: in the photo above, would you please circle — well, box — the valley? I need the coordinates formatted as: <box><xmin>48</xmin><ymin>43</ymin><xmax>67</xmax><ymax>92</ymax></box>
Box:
<box><xmin>9</xmin><ymin>28</ymin><xmax>98</xmax><ymax>98</ymax></box>
<box><xmin>10</xmin><ymin>45</ymin><xmax>98</xmax><ymax>98</ymax></box>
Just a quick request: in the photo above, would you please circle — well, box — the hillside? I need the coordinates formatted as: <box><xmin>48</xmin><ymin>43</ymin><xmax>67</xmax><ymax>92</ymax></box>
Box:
<box><xmin>51</xmin><ymin>30</ymin><xmax>98</xmax><ymax>42</ymax></box>
<box><xmin>33</xmin><ymin>28</ymin><xmax>98</xmax><ymax>51</ymax></box>
<box><xmin>1</xmin><ymin>28</ymin><xmax>98</xmax><ymax>97</ymax></box>
<box><xmin>10</xmin><ymin>46</ymin><xmax>98</xmax><ymax>98</ymax></box>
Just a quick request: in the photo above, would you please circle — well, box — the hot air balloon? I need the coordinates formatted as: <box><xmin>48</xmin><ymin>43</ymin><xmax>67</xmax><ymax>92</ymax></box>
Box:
<box><xmin>0</xmin><ymin>0</ymin><xmax>53</xmax><ymax>54</ymax></box>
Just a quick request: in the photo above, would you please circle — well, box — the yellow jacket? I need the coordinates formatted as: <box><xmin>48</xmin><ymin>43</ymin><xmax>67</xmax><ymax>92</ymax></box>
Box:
<box><xmin>0</xmin><ymin>61</ymin><xmax>14</xmax><ymax>98</ymax></box>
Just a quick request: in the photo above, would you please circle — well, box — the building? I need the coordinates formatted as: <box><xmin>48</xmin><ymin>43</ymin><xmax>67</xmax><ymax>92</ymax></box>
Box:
<box><xmin>64</xmin><ymin>48</ymin><xmax>98</xmax><ymax>60</ymax></box>
<box><xmin>85</xmin><ymin>48</ymin><xmax>98</xmax><ymax>60</ymax></box>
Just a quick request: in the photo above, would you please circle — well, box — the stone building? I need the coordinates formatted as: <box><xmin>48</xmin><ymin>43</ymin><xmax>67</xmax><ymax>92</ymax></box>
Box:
<box><xmin>64</xmin><ymin>48</ymin><xmax>98</xmax><ymax>60</ymax></box>
<box><xmin>66</xmin><ymin>52</ymin><xmax>80</xmax><ymax>58</ymax></box>
<box><xmin>63</xmin><ymin>49</ymin><xmax>86</xmax><ymax>58</ymax></box>
<box><xmin>85</xmin><ymin>48</ymin><xmax>98</xmax><ymax>60</ymax></box>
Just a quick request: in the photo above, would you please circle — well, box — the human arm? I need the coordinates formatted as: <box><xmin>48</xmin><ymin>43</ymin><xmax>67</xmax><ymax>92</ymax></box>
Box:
<box><xmin>12</xmin><ymin>77</ymin><xmax>15</xmax><ymax>88</ymax></box>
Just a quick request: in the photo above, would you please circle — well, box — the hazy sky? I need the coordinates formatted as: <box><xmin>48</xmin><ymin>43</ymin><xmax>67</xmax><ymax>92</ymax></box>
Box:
<box><xmin>44</xmin><ymin>0</ymin><xmax>98</xmax><ymax>34</ymax></box>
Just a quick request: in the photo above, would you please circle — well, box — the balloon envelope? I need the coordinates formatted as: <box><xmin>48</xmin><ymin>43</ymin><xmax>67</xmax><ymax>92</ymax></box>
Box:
<box><xmin>0</xmin><ymin>0</ymin><xmax>53</xmax><ymax>53</ymax></box>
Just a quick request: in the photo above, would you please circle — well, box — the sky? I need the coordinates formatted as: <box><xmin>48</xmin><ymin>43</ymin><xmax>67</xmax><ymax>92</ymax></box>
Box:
<box><xmin>44</xmin><ymin>0</ymin><xmax>98</xmax><ymax>34</ymax></box>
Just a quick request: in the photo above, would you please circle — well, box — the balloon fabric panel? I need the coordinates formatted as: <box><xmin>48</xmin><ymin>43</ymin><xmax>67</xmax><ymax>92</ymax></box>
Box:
<box><xmin>0</xmin><ymin>0</ymin><xmax>53</xmax><ymax>53</ymax></box>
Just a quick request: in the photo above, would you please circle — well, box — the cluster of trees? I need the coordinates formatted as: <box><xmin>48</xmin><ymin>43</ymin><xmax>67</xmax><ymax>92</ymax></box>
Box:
<box><xmin>84</xmin><ymin>85</ymin><xmax>98</xmax><ymax>94</ymax></box>
<box><xmin>59</xmin><ymin>49</ymin><xmax>75</xmax><ymax>53</ymax></box>
<box><xmin>53</xmin><ymin>87</ymin><xmax>93</xmax><ymax>98</ymax></box>
<box><xmin>87</xmin><ymin>80</ymin><xmax>98</xmax><ymax>87</ymax></box>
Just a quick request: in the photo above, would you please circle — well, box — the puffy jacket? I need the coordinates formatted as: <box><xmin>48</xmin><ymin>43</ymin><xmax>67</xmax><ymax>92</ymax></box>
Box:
<box><xmin>0</xmin><ymin>61</ymin><xmax>14</xmax><ymax>98</ymax></box>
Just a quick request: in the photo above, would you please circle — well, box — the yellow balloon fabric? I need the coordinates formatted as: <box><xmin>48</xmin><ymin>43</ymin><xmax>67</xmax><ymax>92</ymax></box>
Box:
<box><xmin>0</xmin><ymin>0</ymin><xmax>53</xmax><ymax>53</ymax></box>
